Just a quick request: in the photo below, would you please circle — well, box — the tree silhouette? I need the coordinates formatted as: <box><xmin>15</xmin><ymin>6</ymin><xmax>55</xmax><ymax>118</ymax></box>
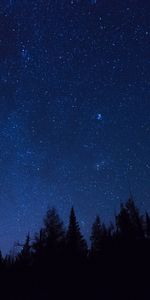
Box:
<box><xmin>43</xmin><ymin>207</ymin><xmax>65</xmax><ymax>256</ymax></box>
<box><xmin>17</xmin><ymin>233</ymin><xmax>31</xmax><ymax>268</ymax></box>
<box><xmin>90</xmin><ymin>215</ymin><xmax>110</xmax><ymax>257</ymax></box>
<box><xmin>91</xmin><ymin>216</ymin><xmax>102</xmax><ymax>254</ymax></box>
<box><xmin>66</xmin><ymin>207</ymin><xmax>87</xmax><ymax>257</ymax></box>
<box><xmin>32</xmin><ymin>228</ymin><xmax>46</xmax><ymax>260</ymax></box>
<box><xmin>116</xmin><ymin>198</ymin><xmax>144</xmax><ymax>240</ymax></box>
<box><xmin>0</xmin><ymin>199</ymin><xmax>149</xmax><ymax>299</ymax></box>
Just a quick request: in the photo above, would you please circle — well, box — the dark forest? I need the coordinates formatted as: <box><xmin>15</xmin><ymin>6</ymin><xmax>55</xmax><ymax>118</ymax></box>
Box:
<box><xmin>0</xmin><ymin>197</ymin><xmax>150</xmax><ymax>299</ymax></box>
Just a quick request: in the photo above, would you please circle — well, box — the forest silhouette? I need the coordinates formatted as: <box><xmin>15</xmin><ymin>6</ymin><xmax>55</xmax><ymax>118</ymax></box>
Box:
<box><xmin>0</xmin><ymin>197</ymin><xmax>150</xmax><ymax>299</ymax></box>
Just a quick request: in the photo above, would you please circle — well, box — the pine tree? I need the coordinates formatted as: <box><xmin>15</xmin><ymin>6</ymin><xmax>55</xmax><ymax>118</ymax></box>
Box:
<box><xmin>116</xmin><ymin>198</ymin><xmax>144</xmax><ymax>240</ymax></box>
<box><xmin>32</xmin><ymin>228</ymin><xmax>46</xmax><ymax>257</ymax></box>
<box><xmin>90</xmin><ymin>216</ymin><xmax>102</xmax><ymax>254</ymax></box>
<box><xmin>66</xmin><ymin>207</ymin><xmax>87</xmax><ymax>257</ymax></box>
<box><xmin>43</xmin><ymin>207</ymin><xmax>65</xmax><ymax>252</ymax></box>
<box><xmin>17</xmin><ymin>233</ymin><xmax>31</xmax><ymax>267</ymax></box>
<box><xmin>90</xmin><ymin>216</ymin><xmax>108</xmax><ymax>255</ymax></box>
<box><xmin>116</xmin><ymin>203</ymin><xmax>131</xmax><ymax>239</ymax></box>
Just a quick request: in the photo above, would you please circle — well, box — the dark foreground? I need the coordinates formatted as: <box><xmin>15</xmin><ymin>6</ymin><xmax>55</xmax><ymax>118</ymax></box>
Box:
<box><xmin>1</xmin><ymin>250</ymin><xmax>150</xmax><ymax>300</ymax></box>
<box><xmin>1</xmin><ymin>199</ymin><xmax>150</xmax><ymax>299</ymax></box>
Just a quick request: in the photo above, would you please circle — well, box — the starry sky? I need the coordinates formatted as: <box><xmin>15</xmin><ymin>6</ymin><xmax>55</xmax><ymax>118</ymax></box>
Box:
<box><xmin>0</xmin><ymin>0</ymin><xmax>150</xmax><ymax>254</ymax></box>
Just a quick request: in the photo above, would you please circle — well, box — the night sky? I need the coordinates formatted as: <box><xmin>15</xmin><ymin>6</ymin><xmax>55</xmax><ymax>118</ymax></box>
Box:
<box><xmin>0</xmin><ymin>0</ymin><xmax>150</xmax><ymax>254</ymax></box>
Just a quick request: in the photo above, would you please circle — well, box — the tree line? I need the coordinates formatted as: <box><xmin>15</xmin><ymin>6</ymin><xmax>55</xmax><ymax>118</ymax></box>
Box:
<box><xmin>1</xmin><ymin>197</ymin><xmax>150</xmax><ymax>299</ymax></box>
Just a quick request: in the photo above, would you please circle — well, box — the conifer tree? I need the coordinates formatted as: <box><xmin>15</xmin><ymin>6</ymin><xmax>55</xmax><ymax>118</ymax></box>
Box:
<box><xmin>43</xmin><ymin>207</ymin><xmax>65</xmax><ymax>251</ymax></box>
<box><xmin>66</xmin><ymin>207</ymin><xmax>87</xmax><ymax>257</ymax></box>
<box><xmin>90</xmin><ymin>216</ymin><xmax>108</xmax><ymax>255</ymax></box>
<box><xmin>17</xmin><ymin>233</ymin><xmax>31</xmax><ymax>267</ymax></box>
<box><xmin>90</xmin><ymin>216</ymin><xmax>102</xmax><ymax>254</ymax></box>
<box><xmin>116</xmin><ymin>198</ymin><xmax>144</xmax><ymax>240</ymax></box>
<box><xmin>32</xmin><ymin>228</ymin><xmax>46</xmax><ymax>258</ymax></box>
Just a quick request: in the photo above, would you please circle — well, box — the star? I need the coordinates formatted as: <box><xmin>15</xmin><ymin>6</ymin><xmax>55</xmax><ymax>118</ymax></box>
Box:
<box><xmin>96</xmin><ymin>113</ymin><xmax>103</xmax><ymax>121</ymax></box>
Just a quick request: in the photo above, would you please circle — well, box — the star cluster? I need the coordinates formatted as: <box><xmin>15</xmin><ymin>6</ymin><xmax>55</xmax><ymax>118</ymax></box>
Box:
<box><xmin>0</xmin><ymin>0</ymin><xmax>150</xmax><ymax>253</ymax></box>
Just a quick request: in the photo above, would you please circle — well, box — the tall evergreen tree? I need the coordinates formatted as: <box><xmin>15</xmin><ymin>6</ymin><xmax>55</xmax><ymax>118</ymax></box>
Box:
<box><xmin>116</xmin><ymin>198</ymin><xmax>144</xmax><ymax>240</ymax></box>
<box><xmin>90</xmin><ymin>216</ymin><xmax>108</xmax><ymax>255</ymax></box>
<box><xmin>66</xmin><ymin>207</ymin><xmax>87</xmax><ymax>257</ymax></box>
<box><xmin>43</xmin><ymin>207</ymin><xmax>65</xmax><ymax>252</ymax></box>
<box><xmin>32</xmin><ymin>228</ymin><xmax>46</xmax><ymax>258</ymax></box>
<box><xmin>17</xmin><ymin>233</ymin><xmax>31</xmax><ymax>267</ymax></box>
<box><xmin>90</xmin><ymin>216</ymin><xmax>102</xmax><ymax>254</ymax></box>
<box><xmin>116</xmin><ymin>203</ymin><xmax>131</xmax><ymax>239</ymax></box>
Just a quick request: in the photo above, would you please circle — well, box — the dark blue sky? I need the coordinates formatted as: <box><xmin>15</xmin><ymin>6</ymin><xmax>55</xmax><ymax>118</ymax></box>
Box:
<box><xmin>0</xmin><ymin>0</ymin><xmax>150</xmax><ymax>254</ymax></box>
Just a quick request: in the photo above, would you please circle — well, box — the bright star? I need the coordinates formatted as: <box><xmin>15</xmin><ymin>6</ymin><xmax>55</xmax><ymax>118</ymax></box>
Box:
<box><xmin>96</xmin><ymin>113</ymin><xmax>103</xmax><ymax>121</ymax></box>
